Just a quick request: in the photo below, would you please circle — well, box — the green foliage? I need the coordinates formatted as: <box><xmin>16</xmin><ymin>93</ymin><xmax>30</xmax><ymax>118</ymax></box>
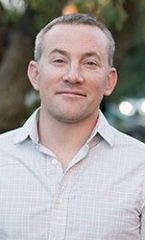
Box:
<box><xmin>75</xmin><ymin>0</ymin><xmax>127</xmax><ymax>29</ymax></box>
<box><xmin>0</xmin><ymin>6</ymin><xmax>21</xmax><ymax>25</ymax></box>
<box><xmin>100</xmin><ymin>1</ymin><xmax>127</xmax><ymax>30</ymax></box>
<box><xmin>1</xmin><ymin>0</ymin><xmax>145</xmax><ymax>102</ymax></box>
<box><xmin>113</xmin><ymin>42</ymin><xmax>145</xmax><ymax>99</ymax></box>
<box><xmin>0</xmin><ymin>0</ymin><xmax>67</xmax><ymax>29</ymax></box>
<box><xmin>25</xmin><ymin>0</ymin><xmax>67</xmax><ymax>30</ymax></box>
<box><xmin>1</xmin><ymin>10</ymin><xmax>19</xmax><ymax>24</ymax></box>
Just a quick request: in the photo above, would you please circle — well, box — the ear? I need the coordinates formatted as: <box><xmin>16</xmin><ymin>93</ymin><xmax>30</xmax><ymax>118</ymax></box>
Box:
<box><xmin>104</xmin><ymin>67</ymin><xmax>117</xmax><ymax>96</ymax></box>
<box><xmin>27</xmin><ymin>60</ymin><xmax>39</xmax><ymax>91</ymax></box>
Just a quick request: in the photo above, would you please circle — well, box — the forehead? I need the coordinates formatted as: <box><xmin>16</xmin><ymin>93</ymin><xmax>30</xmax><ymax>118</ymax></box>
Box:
<box><xmin>43</xmin><ymin>24</ymin><xmax>108</xmax><ymax>56</ymax></box>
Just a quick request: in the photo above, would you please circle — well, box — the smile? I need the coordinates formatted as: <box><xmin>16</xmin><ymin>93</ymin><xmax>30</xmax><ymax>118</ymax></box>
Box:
<box><xmin>56</xmin><ymin>90</ymin><xmax>86</xmax><ymax>97</ymax></box>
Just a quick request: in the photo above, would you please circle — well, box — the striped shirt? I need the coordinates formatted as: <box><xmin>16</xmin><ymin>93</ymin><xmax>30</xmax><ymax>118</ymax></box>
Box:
<box><xmin>0</xmin><ymin>109</ymin><xmax>145</xmax><ymax>240</ymax></box>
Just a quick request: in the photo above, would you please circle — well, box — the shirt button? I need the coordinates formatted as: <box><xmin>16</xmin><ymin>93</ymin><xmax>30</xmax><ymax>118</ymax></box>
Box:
<box><xmin>56</xmin><ymin>200</ymin><xmax>64</xmax><ymax>208</ymax></box>
<box><xmin>52</xmin><ymin>158</ymin><xmax>57</xmax><ymax>165</ymax></box>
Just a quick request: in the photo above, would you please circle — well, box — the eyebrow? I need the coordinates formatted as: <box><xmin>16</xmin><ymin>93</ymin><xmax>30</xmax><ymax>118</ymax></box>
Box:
<box><xmin>82</xmin><ymin>52</ymin><xmax>101</xmax><ymax>62</ymax></box>
<box><xmin>49</xmin><ymin>49</ymin><xmax>101</xmax><ymax>62</ymax></box>
<box><xmin>49</xmin><ymin>49</ymin><xmax>69</xmax><ymax>57</ymax></box>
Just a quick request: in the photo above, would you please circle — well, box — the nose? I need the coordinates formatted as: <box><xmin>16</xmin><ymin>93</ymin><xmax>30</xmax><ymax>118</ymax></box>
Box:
<box><xmin>62</xmin><ymin>63</ymin><xmax>84</xmax><ymax>84</ymax></box>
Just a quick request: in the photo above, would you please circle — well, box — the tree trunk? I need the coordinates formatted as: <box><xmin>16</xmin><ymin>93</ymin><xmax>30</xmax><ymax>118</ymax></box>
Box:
<box><xmin>0</xmin><ymin>0</ymin><xmax>67</xmax><ymax>132</ymax></box>
<box><xmin>0</xmin><ymin>32</ymin><xmax>32</xmax><ymax>132</ymax></box>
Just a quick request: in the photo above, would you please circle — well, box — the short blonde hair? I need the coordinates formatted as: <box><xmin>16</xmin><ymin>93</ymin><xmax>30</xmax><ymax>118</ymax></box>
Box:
<box><xmin>34</xmin><ymin>13</ymin><xmax>115</xmax><ymax>66</ymax></box>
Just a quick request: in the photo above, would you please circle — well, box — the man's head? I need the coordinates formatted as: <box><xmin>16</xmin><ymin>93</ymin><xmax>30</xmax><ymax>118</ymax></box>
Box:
<box><xmin>34</xmin><ymin>13</ymin><xmax>115</xmax><ymax>67</ymax></box>
<box><xmin>28</xmin><ymin>13</ymin><xmax>117</xmax><ymax>124</ymax></box>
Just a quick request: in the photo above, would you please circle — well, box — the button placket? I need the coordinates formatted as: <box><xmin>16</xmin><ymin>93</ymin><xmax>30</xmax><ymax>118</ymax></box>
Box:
<box><xmin>48</xmin><ymin>176</ymin><xmax>72</xmax><ymax>240</ymax></box>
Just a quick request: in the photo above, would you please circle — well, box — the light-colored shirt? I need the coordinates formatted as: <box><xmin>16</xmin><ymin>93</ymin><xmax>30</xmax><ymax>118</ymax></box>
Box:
<box><xmin>0</xmin><ymin>109</ymin><xmax>145</xmax><ymax>240</ymax></box>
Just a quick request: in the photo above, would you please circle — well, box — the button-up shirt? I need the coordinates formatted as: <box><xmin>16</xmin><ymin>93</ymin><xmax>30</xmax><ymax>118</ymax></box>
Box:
<box><xmin>0</xmin><ymin>109</ymin><xmax>145</xmax><ymax>240</ymax></box>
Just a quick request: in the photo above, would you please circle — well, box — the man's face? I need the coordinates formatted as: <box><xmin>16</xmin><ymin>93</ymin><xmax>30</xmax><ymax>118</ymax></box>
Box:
<box><xmin>28</xmin><ymin>24</ymin><xmax>117</xmax><ymax>124</ymax></box>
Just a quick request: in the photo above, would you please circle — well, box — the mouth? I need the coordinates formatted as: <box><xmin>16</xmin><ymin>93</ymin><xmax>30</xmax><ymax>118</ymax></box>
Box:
<box><xmin>56</xmin><ymin>90</ymin><xmax>86</xmax><ymax>97</ymax></box>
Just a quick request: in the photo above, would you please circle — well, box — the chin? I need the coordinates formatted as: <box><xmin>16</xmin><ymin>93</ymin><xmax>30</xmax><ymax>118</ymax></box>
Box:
<box><xmin>53</xmin><ymin>112</ymin><xmax>92</xmax><ymax>124</ymax></box>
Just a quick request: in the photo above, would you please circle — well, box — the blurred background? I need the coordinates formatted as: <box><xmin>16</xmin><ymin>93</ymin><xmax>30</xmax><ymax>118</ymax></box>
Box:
<box><xmin>0</xmin><ymin>0</ymin><xmax>145</xmax><ymax>142</ymax></box>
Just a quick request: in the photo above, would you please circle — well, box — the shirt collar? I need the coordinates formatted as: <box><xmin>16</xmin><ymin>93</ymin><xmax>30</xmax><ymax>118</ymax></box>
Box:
<box><xmin>97</xmin><ymin>111</ymin><xmax>115</xmax><ymax>146</ymax></box>
<box><xmin>86</xmin><ymin>110</ymin><xmax>115</xmax><ymax>147</ymax></box>
<box><xmin>13</xmin><ymin>108</ymin><xmax>115</xmax><ymax>147</ymax></box>
<box><xmin>13</xmin><ymin>108</ymin><xmax>40</xmax><ymax>144</ymax></box>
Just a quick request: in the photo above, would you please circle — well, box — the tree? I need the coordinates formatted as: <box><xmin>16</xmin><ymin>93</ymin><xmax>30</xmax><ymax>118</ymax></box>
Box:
<box><xmin>0</xmin><ymin>0</ymin><xmax>67</xmax><ymax>132</ymax></box>
<box><xmin>0</xmin><ymin>0</ymin><xmax>145</xmax><ymax>132</ymax></box>
<box><xmin>75</xmin><ymin>0</ymin><xmax>145</xmax><ymax>99</ymax></box>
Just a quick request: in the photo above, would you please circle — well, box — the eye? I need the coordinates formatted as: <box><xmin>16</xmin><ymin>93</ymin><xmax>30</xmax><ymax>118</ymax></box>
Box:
<box><xmin>86</xmin><ymin>61</ymin><xmax>97</xmax><ymax>66</ymax></box>
<box><xmin>84</xmin><ymin>60</ymin><xmax>99</xmax><ymax>69</ymax></box>
<box><xmin>53</xmin><ymin>59</ymin><xmax>65</xmax><ymax>63</ymax></box>
<box><xmin>51</xmin><ymin>58</ymin><xmax>68</xmax><ymax>67</ymax></box>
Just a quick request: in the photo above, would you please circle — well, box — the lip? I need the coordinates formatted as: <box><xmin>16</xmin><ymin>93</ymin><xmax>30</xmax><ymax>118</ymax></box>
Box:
<box><xmin>56</xmin><ymin>90</ymin><xmax>86</xmax><ymax>97</ymax></box>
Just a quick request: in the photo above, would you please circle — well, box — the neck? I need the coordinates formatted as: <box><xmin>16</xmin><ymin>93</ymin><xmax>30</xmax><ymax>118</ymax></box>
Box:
<box><xmin>38</xmin><ymin>109</ymin><xmax>99</xmax><ymax>166</ymax></box>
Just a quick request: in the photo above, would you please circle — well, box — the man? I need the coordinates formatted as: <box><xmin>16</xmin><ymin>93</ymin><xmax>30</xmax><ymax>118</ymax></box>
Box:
<box><xmin>0</xmin><ymin>13</ymin><xmax>145</xmax><ymax>240</ymax></box>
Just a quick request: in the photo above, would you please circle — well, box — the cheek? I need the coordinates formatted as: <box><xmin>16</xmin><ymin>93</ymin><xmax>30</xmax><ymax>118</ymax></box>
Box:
<box><xmin>39</xmin><ymin>67</ymin><xmax>65</xmax><ymax>84</ymax></box>
<box><xmin>37</xmin><ymin>72</ymin><xmax>59</xmax><ymax>97</ymax></box>
<box><xmin>37</xmin><ymin>70</ymin><xmax>53</xmax><ymax>89</ymax></box>
<box><xmin>87</xmin><ymin>77</ymin><xmax>106</xmax><ymax>92</ymax></box>
<box><xmin>87</xmin><ymin>80</ymin><xmax>108</xmax><ymax>103</ymax></box>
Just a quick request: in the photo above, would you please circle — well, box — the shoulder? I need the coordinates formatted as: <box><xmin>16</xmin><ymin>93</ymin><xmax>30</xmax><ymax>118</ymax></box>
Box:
<box><xmin>0</xmin><ymin>128</ymin><xmax>20</xmax><ymax>142</ymax></box>
<box><xmin>98</xmin><ymin>111</ymin><xmax>145</xmax><ymax>150</ymax></box>
<box><xmin>112</xmin><ymin>125</ymin><xmax>144</xmax><ymax>145</ymax></box>
<box><xmin>0</xmin><ymin>109</ymin><xmax>38</xmax><ymax>149</ymax></box>
<box><xmin>110</xmin><ymin>125</ymin><xmax>145</xmax><ymax>154</ymax></box>
<box><xmin>0</xmin><ymin>128</ymin><xmax>21</xmax><ymax>153</ymax></box>
<box><xmin>0</xmin><ymin>128</ymin><xmax>22</xmax><ymax>166</ymax></box>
